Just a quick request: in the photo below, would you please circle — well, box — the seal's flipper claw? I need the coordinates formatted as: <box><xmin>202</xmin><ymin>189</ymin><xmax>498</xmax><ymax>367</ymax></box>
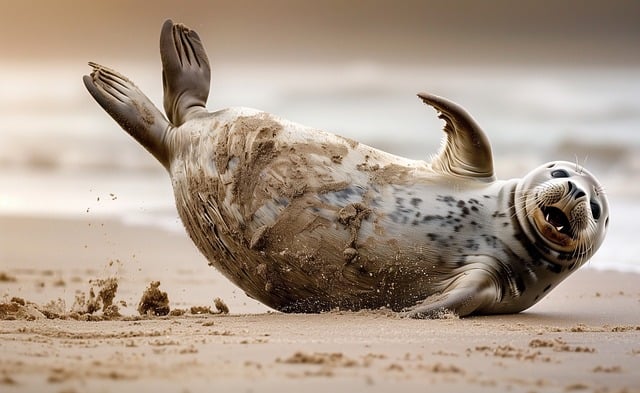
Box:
<box><xmin>402</xmin><ymin>288</ymin><xmax>492</xmax><ymax>319</ymax></box>
<box><xmin>418</xmin><ymin>92</ymin><xmax>495</xmax><ymax>181</ymax></box>
<box><xmin>83</xmin><ymin>63</ymin><xmax>172</xmax><ymax>169</ymax></box>
<box><xmin>160</xmin><ymin>19</ymin><xmax>211</xmax><ymax>126</ymax></box>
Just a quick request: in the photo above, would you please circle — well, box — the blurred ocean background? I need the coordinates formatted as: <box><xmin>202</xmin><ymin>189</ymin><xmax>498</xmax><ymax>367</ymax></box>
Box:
<box><xmin>1</xmin><ymin>1</ymin><xmax>639</xmax><ymax>272</ymax></box>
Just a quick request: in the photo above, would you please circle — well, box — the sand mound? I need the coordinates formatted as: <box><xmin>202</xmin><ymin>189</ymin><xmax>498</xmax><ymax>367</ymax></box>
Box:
<box><xmin>137</xmin><ymin>281</ymin><xmax>170</xmax><ymax>316</ymax></box>
<box><xmin>1</xmin><ymin>276</ymin><xmax>230</xmax><ymax>321</ymax></box>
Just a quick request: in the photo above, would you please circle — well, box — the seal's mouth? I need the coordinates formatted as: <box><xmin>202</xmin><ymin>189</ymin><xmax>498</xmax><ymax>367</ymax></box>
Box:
<box><xmin>533</xmin><ymin>205</ymin><xmax>575</xmax><ymax>248</ymax></box>
<box><xmin>542</xmin><ymin>206</ymin><xmax>572</xmax><ymax>238</ymax></box>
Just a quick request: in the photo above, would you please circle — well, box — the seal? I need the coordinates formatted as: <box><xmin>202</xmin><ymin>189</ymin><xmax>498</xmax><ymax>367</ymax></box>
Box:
<box><xmin>83</xmin><ymin>20</ymin><xmax>610</xmax><ymax>318</ymax></box>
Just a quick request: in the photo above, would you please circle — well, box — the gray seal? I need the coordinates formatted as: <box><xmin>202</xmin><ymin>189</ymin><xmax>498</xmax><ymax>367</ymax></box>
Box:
<box><xmin>83</xmin><ymin>20</ymin><xmax>610</xmax><ymax>318</ymax></box>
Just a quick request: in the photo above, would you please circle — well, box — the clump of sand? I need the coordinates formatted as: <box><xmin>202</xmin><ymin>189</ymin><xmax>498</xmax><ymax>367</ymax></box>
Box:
<box><xmin>0</xmin><ymin>271</ymin><xmax>17</xmax><ymax>282</ymax></box>
<box><xmin>172</xmin><ymin>297</ymin><xmax>230</xmax><ymax>316</ymax></box>
<box><xmin>278</xmin><ymin>352</ymin><xmax>359</xmax><ymax>367</ymax></box>
<box><xmin>137</xmin><ymin>281</ymin><xmax>170</xmax><ymax>316</ymax></box>
<box><xmin>72</xmin><ymin>277</ymin><xmax>120</xmax><ymax>317</ymax></box>
<box><xmin>0</xmin><ymin>277</ymin><xmax>122</xmax><ymax>320</ymax></box>
<box><xmin>1</xmin><ymin>276</ymin><xmax>231</xmax><ymax>320</ymax></box>
<box><xmin>214</xmin><ymin>297</ymin><xmax>230</xmax><ymax>314</ymax></box>
<box><xmin>0</xmin><ymin>297</ymin><xmax>46</xmax><ymax>320</ymax></box>
<box><xmin>134</xmin><ymin>280</ymin><xmax>231</xmax><ymax>317</ymax></box>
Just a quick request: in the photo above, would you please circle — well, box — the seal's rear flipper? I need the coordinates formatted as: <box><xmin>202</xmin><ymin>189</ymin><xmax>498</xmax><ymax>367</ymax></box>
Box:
<box><xmin>160</xmin><ymin>19</ymin><xmax>211</xmax><ymax>126</ymax></box>
<box><xmin>402</xmin><ymin>269</ymin><xmax>498</xmax><ymax>318</ymax></box>
<box><xmin>83</xmin><ymin>63</ymin><xmax>172</xmax><ymax>170</ymax></box>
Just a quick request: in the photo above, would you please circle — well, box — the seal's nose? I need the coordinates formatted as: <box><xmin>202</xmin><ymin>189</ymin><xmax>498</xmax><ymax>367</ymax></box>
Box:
<box><xmin>567</xmin><ymin>181</ymin><xmax>586</xmax><ymax>200</ymax></box>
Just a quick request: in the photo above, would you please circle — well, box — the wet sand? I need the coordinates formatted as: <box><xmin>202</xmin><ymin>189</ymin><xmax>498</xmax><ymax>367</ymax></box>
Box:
<box><xmin>1</xmin><ymin>214</ymin><xmax>639</xmax><ymax>392</ymax></box>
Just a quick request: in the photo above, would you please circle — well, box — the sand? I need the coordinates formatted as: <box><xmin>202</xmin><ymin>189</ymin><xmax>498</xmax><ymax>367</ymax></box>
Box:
<box><xmin>1</xmin><ymin>214</ymin><xmax>639</xmax><ymax>392</ymax></box>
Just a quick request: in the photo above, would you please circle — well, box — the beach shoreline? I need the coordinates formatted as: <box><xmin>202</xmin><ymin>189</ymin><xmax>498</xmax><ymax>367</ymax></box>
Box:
<box><xmin>1</xmin><ymin>214</ymin><xmax>639</xmax><ymax>392</ymax></box>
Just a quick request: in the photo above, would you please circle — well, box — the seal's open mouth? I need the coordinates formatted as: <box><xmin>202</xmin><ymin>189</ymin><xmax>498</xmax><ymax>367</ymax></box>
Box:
<box><xmin>532</xmin><ymin>205</ymin><xmax>575</xmax><ymax>248</ymax></box>
<box><xmin>541</xmin><ymin>206</ymin><xmax>572</xmax><ymax>238</ymax></box>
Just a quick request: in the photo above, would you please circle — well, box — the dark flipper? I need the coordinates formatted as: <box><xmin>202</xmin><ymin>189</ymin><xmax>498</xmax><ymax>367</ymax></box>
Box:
<box><xmin>160</xmin><ymin>19</ymin><xmax>211</xmax><ymax>126</ymax></box>
<box><xmin>419</xmin><ymin>93</ymin><xmax>495</xmax><ymax>181</ymax></box>
<box><xmin>83</xmin><ymin>62</ymin><xmax>172</xmax><ymax>170</ymax></box>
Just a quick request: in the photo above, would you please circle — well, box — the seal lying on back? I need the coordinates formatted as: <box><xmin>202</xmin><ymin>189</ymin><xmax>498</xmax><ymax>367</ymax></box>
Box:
<box><xmin>83</xmin><ymin>20</ymin><xmax>609</xmax><ymax>318</ymax></box>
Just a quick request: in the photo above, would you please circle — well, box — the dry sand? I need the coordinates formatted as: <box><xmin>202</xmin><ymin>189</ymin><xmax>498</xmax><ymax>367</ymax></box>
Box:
<box><xmin>1</xmin><ymin>214</ymin><xmax>639</xmax><ymax>392</ymax></box>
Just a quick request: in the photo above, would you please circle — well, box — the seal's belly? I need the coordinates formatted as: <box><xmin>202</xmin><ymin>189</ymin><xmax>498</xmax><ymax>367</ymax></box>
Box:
<box><xmin>170</xmin><ymin>110</ymin><xmax>507</xmax><ymax>311</ymax></box>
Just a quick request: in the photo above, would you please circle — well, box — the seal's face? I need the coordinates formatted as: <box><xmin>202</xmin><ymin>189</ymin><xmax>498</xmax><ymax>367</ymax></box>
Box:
<box><xmin>518</xmin><ymin>161</ymin><xmax>609</xmax><ymax>264</ymax></box>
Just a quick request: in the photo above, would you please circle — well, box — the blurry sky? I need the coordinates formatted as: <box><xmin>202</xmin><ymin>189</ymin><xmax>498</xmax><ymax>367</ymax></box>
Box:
<box><xmin>2</xmin><ymin>0</ymin><xmax>639</xmax><ymax>66</ymax></box>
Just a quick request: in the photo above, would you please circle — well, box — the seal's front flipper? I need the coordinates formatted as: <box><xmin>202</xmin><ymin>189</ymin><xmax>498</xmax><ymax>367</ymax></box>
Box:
<box><xmin>418</xmin><ymin>93</ymin><xmax>495</xmax><ymax>181</ymax></box>
<box><xmin>402</xmin><ymin>269</ymin><xmax>498</xmax><ymax>318</ymax></box>
<box><xmin>83</xmin><ymin>63</ymin><xmax>172</xmax><ymax>170</ymax></box>
<box><xmin>160</xmin><ymin>19</ymin><xmax>211</xmax><ymax>126</ymax></box>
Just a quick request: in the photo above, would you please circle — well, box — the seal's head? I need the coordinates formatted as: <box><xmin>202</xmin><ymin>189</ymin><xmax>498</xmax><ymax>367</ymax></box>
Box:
<box><xmin>516</xmin><ymin>161</ymin><xmax>609</xmax><ymax>267</ymax></box>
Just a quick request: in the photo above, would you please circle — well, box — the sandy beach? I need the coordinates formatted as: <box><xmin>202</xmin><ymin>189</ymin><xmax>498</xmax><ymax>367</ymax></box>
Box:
<box><xmin>1</xmin><ymin>3</ymin><xmax>639</xmax><ymax>392</ymax></box>
<box><xmin>1</xmin><ymin>214</ymin><xmax>639</xmax><ymax>393</ymax></box>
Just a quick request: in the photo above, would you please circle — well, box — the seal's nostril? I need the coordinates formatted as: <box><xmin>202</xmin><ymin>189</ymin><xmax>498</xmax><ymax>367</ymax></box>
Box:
<box><xmin>567</xmin><ymin>181</ymin><xmax>585</xmax><ymax>200</ymax></box>
<box><xmin>591</xmin><ymin>202</ymin><xmax>602</xmax><ymax>220</ymax></box>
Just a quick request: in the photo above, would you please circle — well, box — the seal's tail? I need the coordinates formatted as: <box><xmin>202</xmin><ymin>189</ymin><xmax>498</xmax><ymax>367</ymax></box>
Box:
<box><xmin>83</xmin><ymin>63</ymin><xmax>172</xmax><ymax>170</ymax></box>
<box><xmin>160</xmin><ymin>19</ymin><xmax>211</xmax><ymax>126</ymax></box>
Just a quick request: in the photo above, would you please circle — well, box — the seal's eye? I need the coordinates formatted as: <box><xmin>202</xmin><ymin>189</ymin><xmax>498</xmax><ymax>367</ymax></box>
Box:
<box><xmin>590</xmin><ymin>201</ymin><xmax>601</xmax><ymax>220</ymax></box>
<box><xmin>551</xmin><ymin>169</ymin><xmax>569</xmax><ymax>178</ymax></box>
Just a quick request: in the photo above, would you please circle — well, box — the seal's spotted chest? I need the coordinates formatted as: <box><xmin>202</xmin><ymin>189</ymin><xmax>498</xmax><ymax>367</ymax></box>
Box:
<box><xmin>83</xmin><ymin>20</ymin><xmax>610</xmax><ymax>318</ymax></box>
